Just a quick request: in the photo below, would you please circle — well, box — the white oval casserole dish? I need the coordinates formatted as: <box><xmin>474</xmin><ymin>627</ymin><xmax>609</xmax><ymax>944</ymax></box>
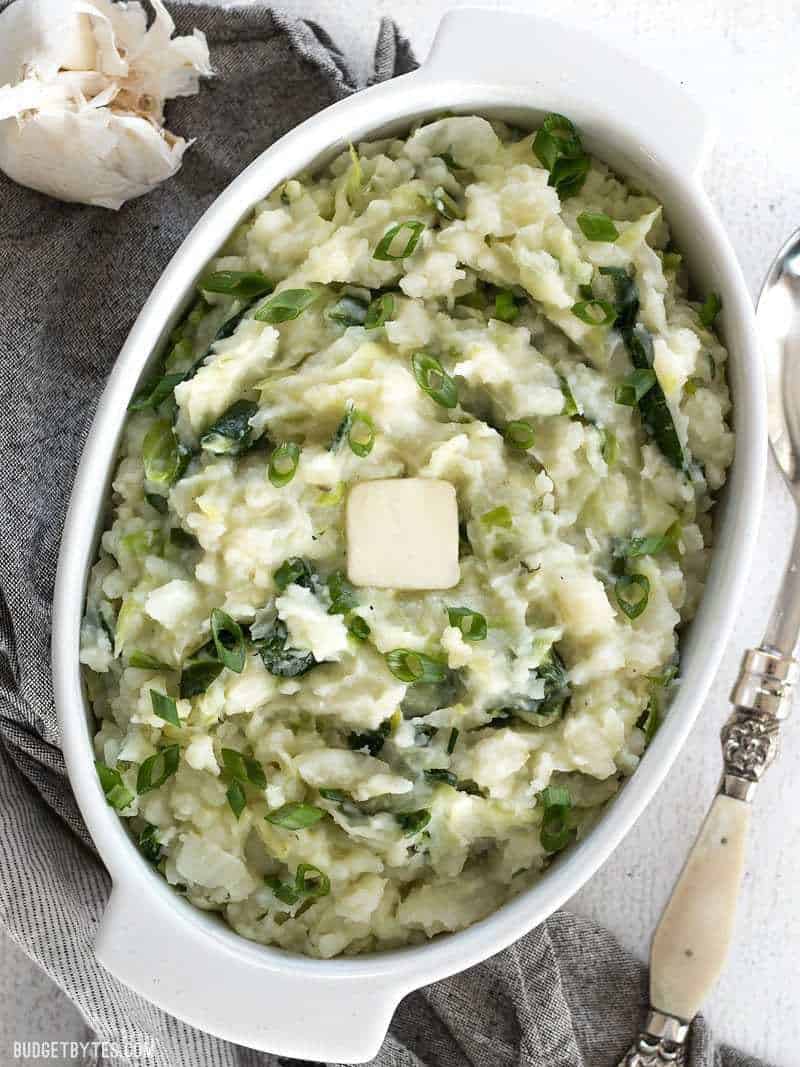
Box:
<box><xmin>52</xmin><ymin>9</ymin><xmax>767</xmax><ymax>1062</ymax></box>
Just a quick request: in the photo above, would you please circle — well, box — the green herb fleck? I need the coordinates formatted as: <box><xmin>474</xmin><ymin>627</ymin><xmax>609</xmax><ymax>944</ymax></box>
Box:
<box><xmin>576</xmin><ymin>211</ymin><xmax>619</xmax><ymax>242</ymax></box>
<box><xmin>386</xmin><ymin>649</ymin><xmax>448</xmax><ymax>684</ymax></box>
<box><xmin>265</xmin><ymin>803</ymin><xmax>326</xmax><ymax>830</ymax></box>
<box><xmin>268</xmin><ymin>441</ymin><xmax>301</xmax><ymax>487</ymax></box>
<box><xmin>411</xmin><ymin>352</ymin><xmax>458</xmax><ymax>409</ymax></box>
<box><xmin>254</xmin><ymin>288</ymin><xmax>319</xmax><ymax>324</ymax></box>
<box><xmin>373</xmin><ymin>221</ymin><xmax>425</xmax><ymax>261</ymax></box>
<box><xmin>211</xmin><ymin>608</ymin><xmax>246</xmax><ymax>674</ymax></box>
<box><xmin>149</xmin><ymin>689</ymin><xmax>180</xmax><ymax>727</ymax></box>
<box><xmin>95</xmin><ymin>761</ymin><xmax>134</xmax><ymax>811</ymax></box>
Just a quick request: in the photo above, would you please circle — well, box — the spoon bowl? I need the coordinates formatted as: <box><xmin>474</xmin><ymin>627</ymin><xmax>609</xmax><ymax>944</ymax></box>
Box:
<box><xmin>758</xmin><ymin>227</ymin><xmax>800</xmax><ymax>495</ymax></box>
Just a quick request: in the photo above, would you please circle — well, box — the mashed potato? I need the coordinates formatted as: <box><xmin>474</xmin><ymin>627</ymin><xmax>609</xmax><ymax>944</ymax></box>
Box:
<box><xmin>81</xmin><ymin>114</ymin><xmax>734</xmax><ymax>957</ymax></box>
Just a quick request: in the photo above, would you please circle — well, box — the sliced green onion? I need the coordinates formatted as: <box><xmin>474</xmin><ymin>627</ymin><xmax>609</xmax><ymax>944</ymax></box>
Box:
<box><xmin>243</xmin><ymin>755</ymin><xmax>267</xmax><ymax>788</ymax></box>
<box><xmin>274</xmin><ymin>557</ymin><xmax>315</xmax><ymax>592</ymax></box>
<box><xmin>346</xmin><ymin>143</ymin><xmax>364</xmax><ymax>204</ymax></box>
<box><xmin>396</xmin><ymin>809</ymin><xmax>431</xmax><ymax>835</ymax></box>
<box><xmin>571</xmin><ymin>299</ymin><xmax>616</xmax><ymax>326</ymax></box>
<box><xmin>699</xmin><ymin>291</ymin><xmax>722</xmax><ymax>328</ymax></box>
<box><xmin>268</xmin><ymin>441</ymin><xmax>300</xmax><ymax>487</ymax></box>
<box><xmin>560</xmin><ymin>376</ymin><xmax>579</xmax><ymax>416</ymax></box>
<box><xmin>364</xmin><ymin>292</ymin><xmax>395</xmax><ymax>329</ymax></box>
<box><xmin>576</xmin><ymin>211</ymin><xmax>619</xmax><ymax>242</ymax></box>
<box><xmin>221</xmin><ymin>748</ymin><xmax>267</xmax><ymax>788</ymax></box>
<box><xmin>625</xmin><ymin>523</ymin><xmax>682</xmax><ymax>559</ymax></box>
<box><xmin>599</xmin><ymin>266</ymin><xmax>639</xmax><ymax>332</ymax></box>
<box><xmin>129</xmin><ymin>651</ymin><xmax>172</xmax><ymax>671</ymax></box>
<box><xmin>540</xmin><ymin>785</ymin><xmax>571</xmax><ymax>808</ymax></box>
<box><xmin>211</xmin><ymin>608</ymin><xmax>246</xmax><ymax>674</ymax></box>
<box><xmin>137</xmin><ymin>744</ymin><xmax>180</xmax><ymax>794</ymax></box>
<box><xmin>505</xmin><ymin>420</ymin><xmax>535</xmax><ymax>450</ymax></box>
<box><xmin>385</xmin><ymin>649</ymin><xmax>448</xmax><ymax>684</ymax></box>
<box><xmin>265</xmin><ymin>802</ymin><xmax>326</xmax><ymax>830</ymax></box>
<box><xmin>539</xmin><ymin>785</ymin><xmax>575</xmax><ymax>853</ymax></box>
<box><xmin>615</xmin><ymin>369</ymin><xmax>657</xmax><ymax>407</ymax></box>
<box><xmin>129</xmin><ymin>371</ymin><xmax>185</xmax><ymax>413</ymax></box>
<box><xmin>615</xmin><ymin>573</ymin><xmax>650</xmax><ymax>619</ymax></box>
<box><xmin>347</xmin><ymin>615</ymin><xmax>371</xmax><ymax>641</ymax></box>
<box><xmin>95</xmin><ymin>761</ymin><xmax>134</xmax><ymax>811</ymax></box>
<box><xmin>424</xmin><ymin>768</ymin><xmax>457</xmax><ymax>787</ymax></box>
<box><xmin>179</xmin><ymin>659</ymin><xmax>223</xmax><ymax>698</ymax></box>
<box><xmin>200</xmin><ymin>399</ymin><xmax>258</xmax><ymax>455</ymax></box>
<box><xmin>533</xmin><ymin>113</ymin><xmax>583</xmax><ymax>171</ymax></box>
<box><xmin>328</xmin><ymin>294</ymin><xmax>368</xmax><ymax>327</ymax></box>
<box><xmin>295</xmin><ymin>863</ymin><xmax>331</xmax><ymax>899</ymax></box>
<box><xmin>447</xmin><ymin>727</ymin><xmax>459</xmax><ymax>755</ymax></box>
<box><xmin>150</xmin><ymin>689</ymin><xmax>180</xmax><ymax>727</ymax></box>
<box><xmin>494</xmin><ymin>290</ymin><xmax>519</xmax><ymax>323</ymax></box>
<box><xmin>480</xmin><ymin>505</ymin><xmax>513</xmax><ymax>529</ymax></box>
<box><xmin>431</xmin><ymin>186</ymin><xmax>464</xmax><ymax>221</ymax></box>
<box><xmin>348</xmin><ymin>411</ymin><xmax>376</xmax><ymax>457</ymax></box>
<box><xmin>411</xmin><ymin>352</ymin><xmax>458</xmax><ymax>408</ymax></box>
<box><xmin>142</xmin><ymin>419</ymin><xmax>190</xmax><ymax>486</ymax></box>
<box><xmin>601</xmin><ymin>429</ymin><xmax>619</xmax><ymax>467</ymax></box>
<box><xmin>549</xmin><ymin>155</ymin><xmax>590</xmax><ymax>199</ymax></box>
<box><xmin>447</xmin><ymin>606</ymin><xmax>488</xmax><ymax>641</ymax></box>
<box><xmin>254</xmin><ymin>288</ymin><xmax>319</xmax><ymax>324</ymax></box>
<box><xmin>138</xmin><ymin>823</ymin><xmax>162</xmax><ymax>864</ymax></box>
<box><xmin>226</xmin><ymin>780</ymin><xmax>246</xmax><ymax>819</ymax></box>
<box><xmin>267</xmin><ymin>863</ymin><xmax>331</xmax><ymax>906</ymax></box>
<box><xmin>200</xmin><ymin>271</ymin><xmax>273</xmax><ymax>298</ymax></box>
<box><xmin>328</xmin><ymin>402</ymin><xmax>354</xmax><ymax>452</ymax></box>
<box><xmin>373</xmin><ymin>220</ymin><xmax>425</xmax><ymax>261</ymax></box>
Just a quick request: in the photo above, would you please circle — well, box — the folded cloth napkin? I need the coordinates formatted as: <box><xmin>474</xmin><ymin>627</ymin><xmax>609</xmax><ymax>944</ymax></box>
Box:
<box><xmin>0</xmin><ymin>3</ymin><xmax>771</xmax><ymax>1065</ymax></box>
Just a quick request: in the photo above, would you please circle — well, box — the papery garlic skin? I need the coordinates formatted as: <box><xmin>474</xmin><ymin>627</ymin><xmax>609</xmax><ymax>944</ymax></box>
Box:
<box><xmin>0</xmin><ymin>0</ymin><xmax>212</xmax><ymax>209</ymax></box>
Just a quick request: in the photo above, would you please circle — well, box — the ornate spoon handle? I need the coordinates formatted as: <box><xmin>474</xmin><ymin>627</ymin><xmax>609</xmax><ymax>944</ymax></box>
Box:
<box><xmin>618</xmin><ymin>647</ymin><xmax>798</xmax><ymax>1066</ymax></box>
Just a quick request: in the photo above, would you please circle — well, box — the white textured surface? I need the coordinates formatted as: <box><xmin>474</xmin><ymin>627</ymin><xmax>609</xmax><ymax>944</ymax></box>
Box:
<box><xmin>2</xmin><ymin>1</ymin><xmax>798</xmax><ymax>1063</ymax></box>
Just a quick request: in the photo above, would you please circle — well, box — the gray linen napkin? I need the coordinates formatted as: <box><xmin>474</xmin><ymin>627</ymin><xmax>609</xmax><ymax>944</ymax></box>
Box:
<box><xmin>0</xmin><ymin>4</ymin><xmax>772</xmax><ymax>1065</ymax></box>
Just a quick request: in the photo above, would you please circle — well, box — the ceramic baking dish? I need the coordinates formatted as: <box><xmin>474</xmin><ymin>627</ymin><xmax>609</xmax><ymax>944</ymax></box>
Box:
<box><xmin>52</xmin><ymin>8</ymin><xmax>767</xmax><ymax>1062</ymax></box>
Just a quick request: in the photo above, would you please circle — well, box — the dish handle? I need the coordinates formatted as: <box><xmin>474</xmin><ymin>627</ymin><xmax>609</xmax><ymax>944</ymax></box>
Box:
<box><xmin>422</xmin><ymin>7</ymin><xmax>712</xmax><ymax>178</ymax></box>
<box><xmin>96</xmin><ymin>882</ymin><xmax>405</xmax><ymax>1063</ymax></box>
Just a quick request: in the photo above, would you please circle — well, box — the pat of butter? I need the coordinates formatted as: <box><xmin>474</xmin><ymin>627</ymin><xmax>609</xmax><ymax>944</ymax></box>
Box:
<box><xmin>346</xmin><ymin>478</ymin><xmax>460</xmax><ymax>590</ymax></box>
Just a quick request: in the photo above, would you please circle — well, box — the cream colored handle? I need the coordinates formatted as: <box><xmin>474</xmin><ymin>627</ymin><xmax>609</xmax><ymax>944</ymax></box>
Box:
<box><xmin>650</xmin><ymin>794</ymin><xmax>750</xmax><ymax>1022</ymax></box>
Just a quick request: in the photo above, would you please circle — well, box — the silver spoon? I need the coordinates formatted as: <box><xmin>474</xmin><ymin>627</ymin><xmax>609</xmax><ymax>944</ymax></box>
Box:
<box><xmin>619</xmin><ymin>229</ymin><xmax>800</xmax><ymax>1066</ymax></box>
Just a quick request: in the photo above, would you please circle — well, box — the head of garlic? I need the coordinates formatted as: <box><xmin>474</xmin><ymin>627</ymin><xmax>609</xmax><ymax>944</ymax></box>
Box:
<box><xmin>0</xmin><ymin>0</ymin><xmax>212</xmax><ymax>209</ymax></box>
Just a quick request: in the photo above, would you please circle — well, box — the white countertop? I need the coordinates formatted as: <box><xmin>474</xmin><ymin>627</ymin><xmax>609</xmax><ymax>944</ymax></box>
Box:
<box><xmin>2</xmin><ymin>1</ymin><xmax>798</xmax><ymax>1063</ymax></box>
